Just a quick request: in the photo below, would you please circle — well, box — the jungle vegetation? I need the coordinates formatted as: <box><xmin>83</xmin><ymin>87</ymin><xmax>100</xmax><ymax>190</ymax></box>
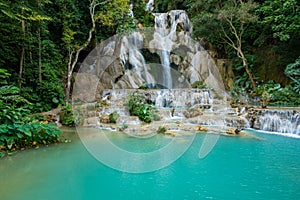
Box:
<box><xmin>0</xmin><ymin>0</ymin><xmax>299</xmax><ymax>153</ymax></box>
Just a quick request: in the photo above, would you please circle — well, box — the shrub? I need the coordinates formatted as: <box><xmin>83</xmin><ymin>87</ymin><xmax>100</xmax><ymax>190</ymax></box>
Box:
<box><xmin>0</xmin><ymin>71</ymin><xmax>62</xmax><ymax>154</ymax></box>
<box><xmin>109</xmin><ymin>111</ymin><xmax>120</xmax><ymax>123</ymax></box>
<box><xmin>157</xmin><ymin>126</ymin><xmax>167</xmax><ymax>134</ymax></box>
<box><xmin>254</xmin><ymin>80</ymin><xmax>300</xmax><ymax>106</ymax></box>
<box><xmin>59</xmin><ymin>105</ymin><xmax>75</xmax><ymax>126</ymax></box>
<box><xmin>285</xmin><ymin>57</ymin><xmax>300</xmax><ymax>94</ymax></box>
<box><xmin>127</xmin><ymin>91</ymin><xmax>160</xmax><ymax>123</ymax></box>
<box><xmin>191</xmin><ymin>81</ymin><xmax>207</xmax><ymax>89</ymax></box>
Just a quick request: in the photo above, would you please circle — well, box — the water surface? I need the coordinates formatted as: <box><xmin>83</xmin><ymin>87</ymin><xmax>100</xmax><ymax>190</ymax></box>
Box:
<box><xmin>1</xmin><ymin>128</ymin><xmax>300</xmax><ymax>200</ymax></box>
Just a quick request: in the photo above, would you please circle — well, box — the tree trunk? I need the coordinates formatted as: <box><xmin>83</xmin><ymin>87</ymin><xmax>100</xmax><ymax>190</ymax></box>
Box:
<box><xmin>65</xmin><ymin>0</ymin><xmax>100</xmax><ymax>104</ymax></box>
<box><xmin>65</xmin><ymin>50</ymin><xmax>74</xmax><ymax>104</ymax></box>
<box><xmin>38</xmin><ymin>0</ymin><xmax>42</xmax><ymax>85</ymax></box>
<box><xmin>38</xmin><ymin>27</ymin><xmax>42</xmax><ymax>85</ymax></box>
<box><xmin>239</xmin><ymin>49</ymin><xmax>256</xmax><ymax>90</ymax></box>
<box><xmin>18</xmin><ymin>19</ymin><xmax>25</xmax><ymax>88</ymax></box>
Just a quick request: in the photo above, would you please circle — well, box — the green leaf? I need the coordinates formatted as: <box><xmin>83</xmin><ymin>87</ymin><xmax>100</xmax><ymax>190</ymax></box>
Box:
<box><xmin>0</xmin><ymin>124</ymin><xmax>8</xmax><ymax>134</ymax></box>
<box><xmin>52</xmin><ymin>97</ymin><xmax>59</xmax><ymax>104</ymax></box>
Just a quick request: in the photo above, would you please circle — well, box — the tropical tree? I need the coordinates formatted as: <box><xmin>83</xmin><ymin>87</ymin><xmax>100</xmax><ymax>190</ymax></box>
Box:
<box><xmin>285</xmin><ymin>57</ymin><xmax>300</xmax><ymax>94</ymax></box>
<box><xmin>218</xmin><ymin>0</ymin><xmax>258</xmax><ymax>90</ymax></box>
<box><xmin>61</xmin><ymin>0</ymin><xmax>105</xmax><ymax>104</ymax></box>
<box><xmin>187</xmin><ymin>0</ymin><xmax>258</xmax><ymax>90</ymax></box>
<box><xmin>259</xmin><ymin>0</ymin><xmax>300</xmax><ymax>41</ymax></box>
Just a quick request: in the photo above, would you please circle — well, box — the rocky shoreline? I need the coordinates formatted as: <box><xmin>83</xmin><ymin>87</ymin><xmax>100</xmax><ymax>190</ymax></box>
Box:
<box><xmin>41</xmin><ymin>89</ymin><xmax>300</xmax><ymax>136</ymax></box>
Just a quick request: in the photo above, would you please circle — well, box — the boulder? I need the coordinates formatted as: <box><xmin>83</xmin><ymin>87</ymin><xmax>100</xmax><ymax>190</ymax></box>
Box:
<box><xmin>83</xmin><ymin>117</ymin><xmax>100</xmax><ymax>126</ymax></box>
<box><xmin>183</xmin><ymin>107</ymin><xmax>203</xmax><ymax>118</ymax></box>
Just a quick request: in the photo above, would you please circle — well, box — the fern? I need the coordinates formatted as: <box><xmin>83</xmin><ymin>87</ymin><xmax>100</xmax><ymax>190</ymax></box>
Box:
<box><xmin>285</xmin><ymin>57</ymin><xmax>300</xmax><ymax>94</ymax></box>
<box><xmin>0</xmin><ymin>85</ymin><xmax>30</xmax><ymax>105</ymax></box>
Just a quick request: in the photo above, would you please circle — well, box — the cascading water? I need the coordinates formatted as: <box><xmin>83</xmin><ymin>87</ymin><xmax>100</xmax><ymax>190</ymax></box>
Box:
<box><xmin>151</xmin><ymin>10</ymin><xmax>193</xmax><ymax>88</ymax></box>
<box><xmin>153</xmin><ymin>13</ymin><xmax>172</xmax><ymax>88</ymax></box>
<box><xmin>102</xmin><ymin>89</ymin><xmax>213</xmax><ymax>109</ymax></box>
<box><xmin>259</xmin><ymin>110</ymin><xmax>300</xmax><ymax>135</ymax></box>
<box><xmin>146</xmin><ymin>0</ymin><xmax>154</xmax><ymax>11</ymax></box>
<box><xmin>161</xmin><ymin>50</ymin><xmax>172</xmax><ymax>88</ymax></box>
<box><xmin>120</xmin><ymin>31</ymin><xmax>155</xmax><ymax>87</ymax></box>
<box><xmin>74</xmin><ymin>7</ymin><xmax>233</xmax><ymax>128</ymax></box>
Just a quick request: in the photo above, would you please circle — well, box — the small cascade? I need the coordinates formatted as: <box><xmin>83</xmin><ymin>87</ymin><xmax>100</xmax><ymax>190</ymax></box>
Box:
<box><xmin>102</xmin><ymin>89</ymin><xmax>213</xmax><ymax>109</ymax></box>
<box><xmin>146</xmin><ymin>0</ymin><xmax>154</xmax><ymax>11</ymax></box>
<box><xmin>259</xmin><ymin>110</ymin><xmax>300</xmax><ymax>135</ymax></box>
<box><xmin>153</xmin><ymin>89</ymin><xmax>213</xmax><ymax>108</ymax></box>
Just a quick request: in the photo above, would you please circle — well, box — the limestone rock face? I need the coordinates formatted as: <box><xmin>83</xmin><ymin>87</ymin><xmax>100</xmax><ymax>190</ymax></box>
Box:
<box><xmin>72</xmin><ymin>73</ymin><xmax>98</xmax><ymax>102</ymax></box>
<box><xmin>74</xmin><ymin>10</ymin><xmax>226</xmax><ymax>102</ymax></box>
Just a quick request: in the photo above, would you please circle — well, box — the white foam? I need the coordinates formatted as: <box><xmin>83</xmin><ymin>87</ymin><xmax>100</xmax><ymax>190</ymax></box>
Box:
<box><xmin>249</xmin><ymin>128</ymin><xmax>300</xmax><ymax>139</ymax></box>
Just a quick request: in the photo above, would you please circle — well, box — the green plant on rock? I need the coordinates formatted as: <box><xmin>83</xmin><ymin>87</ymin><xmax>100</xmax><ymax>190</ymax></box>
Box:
<box><xmin>59</xmin><ymin>105</ymin><xmax>75</xmax><ymax>126</ymax></box>
<box><xmin>191</xmin><ymin>81</ymin><xmax>207</xmax><ymax>89</ymax></box>
<box><xmin>139</xmin><ymin>83</ymin><xmax>149</xmax><ymax>89</ymax></box>
<box><xmin>109</xmin><ymin>111</ymin><xmax>120</xmax><ymax>123</ymax></box>
<box><xmin>157</xmin><ymin>126</ymin><xmax>167</xmax><ymax>134</ymax></box>
<box><xmin>119</xmin><ymin>123</ymin><xmax>128</xmax><ymax>131</ymax></box>
<box><xmin>127</xmin><ymin>91</ymin><xmax>160</xmax><ymax>123</ymax></box>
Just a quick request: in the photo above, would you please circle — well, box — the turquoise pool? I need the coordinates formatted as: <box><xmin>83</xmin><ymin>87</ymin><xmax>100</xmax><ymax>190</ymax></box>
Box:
<box><xmin>1</xmin><ymin>128</ymin><xmax>300</xmax><ymax>200</ymax></box>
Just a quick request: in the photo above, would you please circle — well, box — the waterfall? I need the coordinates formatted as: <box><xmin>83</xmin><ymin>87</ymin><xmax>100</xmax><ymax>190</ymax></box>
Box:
<box><xmin>259</xmin><ymin>110</ymin><xmax>300</xmax><ymax>135</ymax></box>
<box><xmin>151</xmin><ymin>10</ymin><xmax>193</xmax><ymax>88</ymax></box>
<box><xmin>161</xmin><ymin>50</ymin><xmax>172</xmax><ymax>88</ymax></box>
<box><xmin>120</xmin><ymin>31</ymin><xmax>155</xmax><ymax>87</ymax></box>
<box><xmin>153</xmin><ymin>13</ymin><xmax>172</xmax><ymax>88</ymax></box>
<box><xmin>146</xmin><ymin>0</ymin><xmax>154</xmax><ymax>11</ymax></box>
<box><xmin>74</xmin><ymin>7</ymin><xmax>227</xmax><ymax>105</ymax></box>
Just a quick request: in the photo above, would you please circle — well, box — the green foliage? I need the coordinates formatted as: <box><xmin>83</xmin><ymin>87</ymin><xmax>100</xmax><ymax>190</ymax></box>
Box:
<box><xmin>254</xmin><ymin>81</ymin><xmax>300</xmax><ymax>106</ymax></box>
<box><xmin>0</xmin><ymin>69</ymin><xmax>10</xmax><ymax>85</ymax></box>
<box><xmin>155</xmin><ymin>0</ymin><xmax>186</xmax><ymax>12</ymax></box>
<box><xmin>0</xmin><ymin>82</ymin><xmax>61</xmax><ymax>153</ymax></box>
<box><xmin>95</xmin><ymin>0</ymin><xmax>136</xmax><ymax>35</ymax></box>
<box><xmin>0</xmin><ymin>121</ymin><xmax>61</xmax><ymax>151</ymax></box>
<box><xmin>270</xmin><ymin>85</ymin><xmax>300</xmax><ymax>106</ymax></box>
<box><xmin>233</xmin><ymin>73</ymin><xmax>253</xmax><ymax>93</ymax></box>
<box><xmin>229</xmin><ymin>83</ymin><xmax>248</xmax><ymax>105</ymax></box>
<box><xmin>131</xmin><ymin>0</ymin><xmax>154</xmax><ymax>27</ymax></box>
<box><xmin>0</xmin><ymin>82</ymin><xmax>31</xmax><ymax>107</ymax></box>
<box><xmin>127</xmin><ymin>91</ymin><xmax>160</xmax><ymax>123</ymax></box>
<box><xmin>191</xmin><ymin>81</ymin><xmax>207</xmax><ymax>89</ymax></box>
<box><xmin>157</xmin><ymin>126</ymin><xmax>167</xmax><ymax>134</ymax></box>
<box><xmin>109</xmin><ymin>111</ymin><xmax>120</xmax><ymax>123</ymax></box>
<box><xmin>285</xmin><ymin>57</ymin><xmax>300</xmax><ymax>94</ymax></box>
<box><xmin>59</xmin><ymin>105</ymin><xmax>75</xmax><ymax>126</ymax></box>
<box><xmin>139</xmin><ymin>83</ymin><xmax>149</xmax><ymax>89</ymax></box>
<box><xmin>258</xmin><ymin>0</ymin><xmax>300</xmax><ymax>41</ymax></box>
<box><xmin>231</xmin><ymin>54</ymin><xmax>258</xmax><ymax>91</ymax></box>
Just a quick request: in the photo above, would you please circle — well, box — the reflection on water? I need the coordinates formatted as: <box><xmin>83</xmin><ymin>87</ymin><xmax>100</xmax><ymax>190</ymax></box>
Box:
<box><xmin>0</xmin><ymin>128</ymin><xmax>300</xmax><ymax>200</ymax></box>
